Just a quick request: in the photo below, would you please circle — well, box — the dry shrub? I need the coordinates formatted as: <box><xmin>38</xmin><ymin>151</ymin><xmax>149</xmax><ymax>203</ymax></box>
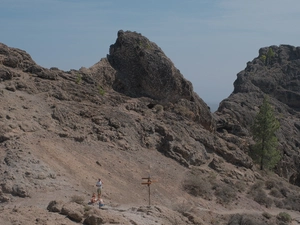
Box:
<box><xmin>270</xmin><ymin>187</ymin><xmax>283</xmax><ymax>198</ymax></box>
<box><xmin>228</xmin><ymin>214</ymin><xmax>265</xmax><ymax>225</ymax></box>
<box><xmin>265</xmin><ymin>179</ymin><xmax>277</xmax><ymax>190</ymax></box>
<box><xmin>282</xmin><ymin>193</ymin><xmax>300</xmax><ymax>211</ymax></box>
<box><xmin>173</xmin><ymin>200</ymin><xmax>194</xmax><ymax>214</ymax></box>
<box><xmin>234</xmin><ymin>180</ymin><xmax>246</xmax><ymax>193</ymax></box>
<box><xmin>279</xmin><ymin>187</ymin><xmax>289</xmax><ymax>197</ymax></box>
<box><xmin>174</xmin><ymin>106</ymin><xmax>195</xmax><ymax>120</ymax></box>
<box><xmin>183</xmin><ymin>169</ymin><xmax>214</xmax><ymax>200</ymax></box>
<box><xmin>274</xmin><ymin>199</ymin><xmax>284</xmax><ymax>208</ymax></box>
<box><xmin>249</xmin><ymin>187</ymin><xmax>273</xmax><ymax>208</ymax></box>
<box><xmin>250</xmin><ymin>180</ymin><xmax>264</xmax><ymax>191</ymax></box>
<box><xmin>215</xmin><ymin>183</ymin><xmax>237</xmax><ymax>204</ymax></box>
<box><xmin>184</xmin><ymin>177</ymin><xmax>213</xmax><ymax>200</ymax></box>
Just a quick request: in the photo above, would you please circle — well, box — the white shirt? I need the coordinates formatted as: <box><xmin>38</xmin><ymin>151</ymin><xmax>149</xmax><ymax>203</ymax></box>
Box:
<box><xmin>96</xmin><ymin>180</ymin><xmax>102</xmax><ymax>188</ymax></box>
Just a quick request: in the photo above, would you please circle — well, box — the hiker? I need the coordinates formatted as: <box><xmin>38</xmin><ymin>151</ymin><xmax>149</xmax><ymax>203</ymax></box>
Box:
<box><xmin>99</xmin><ymin>197</ymin><xmax>104</xmax><ymax>208</ymax></box>
<box><xmin>89</xmin><ymin>193</ymin><xmax>97</xmax><ymax>204</ymax></box>
<box><xmin>96</xmin><ymin>178</ymin><xmax>103</xmax><ymax>199</ymax></box>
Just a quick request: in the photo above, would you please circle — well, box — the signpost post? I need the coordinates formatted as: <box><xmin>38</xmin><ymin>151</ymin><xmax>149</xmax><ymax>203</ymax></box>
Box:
<box><xmin>141</xmin><ymin>176</ymin><xmax>157</xmax><ymax>205</ymax></box>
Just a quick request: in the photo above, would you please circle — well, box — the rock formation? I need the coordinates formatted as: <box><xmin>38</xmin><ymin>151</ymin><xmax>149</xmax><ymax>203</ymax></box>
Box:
<box><xmin>215</xmin><ymin>44</ymin><xmax>300</xmax><ymax>185</ymax></box>
<box><xmin>0</xmin><ymin>32</ymin><xmax>300</xmax><ymax>224</ymax></box>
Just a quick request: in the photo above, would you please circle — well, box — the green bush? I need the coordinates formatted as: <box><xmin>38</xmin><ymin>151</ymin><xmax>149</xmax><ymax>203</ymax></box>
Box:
<box><xmin>260</xmin><ymin>54</ymin><xmax>267</xmax><ymax>64</ymax></box>
<box><xmin>98</xmin><ymin>85</ymin><xmax>105</xmax><ymax>96</ymax></box>
<box><xmin>75</xmin><ymin>73</ymin><xmax>82</xmax><ymax>84</ymax></box>
<box><xmin>277</xmin><ymin>212</ymin><xmax>292</xmax><ymax>223</ymax></box>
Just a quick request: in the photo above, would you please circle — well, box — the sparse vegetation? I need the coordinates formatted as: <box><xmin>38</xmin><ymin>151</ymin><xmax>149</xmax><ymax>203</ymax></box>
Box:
<box><xmin>277</xmin><ymin>212</ymin><xmax>292</xmax><ymax>223</ymax></box>
<box><xmin>173</xmin><ymin>200</ymin><xmax>194</xmax><ymax>214</ymax></box>
<box><xmin>270</xmin><ymin>187</ymin><xmax>283</xmax><ymax>198</ymax></box>
<box><xmin>249</xmin><ymin>181</ymin><xmax>273</xmax><ymax>207</ymax></box>
<box><xmin>260</xmin><ymin>54</ymin><xmax>267</xmax><ymax>64</ymax></box>
<box><xmin>75</xmin><ymin>73</ymin><xmax>82</xmax><ymax>84</ymax></box>
<box><xmin>260</xmin><ymin>47</ymin><xmax>275</xmax><ymax>65</ymax></box>
<box><xmin>183</xmin><ymin>169</ymin><xmax>214</xmax><ymax>200</ymax></box>
<box><xmin>174</xmin><ymin>105</ymin><xmax>195</xmax><ymax>119</ymax></box>
<box><xmin>234</xmin><ymin>180</ymin><xmax>247</xmax><ymax>193</ymax></box>
<box><xmin>215</xmin><ymin>183</ymin><xmax>237</xmax><ymax>204</ymax></box>
<box><xmin>98</xmin><ymin>85</ymin><xmax>105</xmax><ymax>96</ymax></box>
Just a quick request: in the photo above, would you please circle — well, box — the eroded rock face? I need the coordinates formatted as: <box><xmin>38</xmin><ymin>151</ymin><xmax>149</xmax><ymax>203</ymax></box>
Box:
<box><xmin>216</xmin><ymin>44</ymin><xmax>300</xmax><ymax>184</ymax></box>
<box><xmin>0</xmin><ymin>43</ymin><xmax>36</xmax><ymax>70</ymax></box>
<box><xmin>107</xmin><ymin>30</ymin><xmax>214</xmax><ymax>131</ymax></box>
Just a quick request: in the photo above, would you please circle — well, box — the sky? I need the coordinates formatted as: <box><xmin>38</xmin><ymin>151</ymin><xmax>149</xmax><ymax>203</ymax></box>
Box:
<box><xmin>1</xmin><ymin>0</ymin><xmax>300</xmax><ymax>105</ymax></box>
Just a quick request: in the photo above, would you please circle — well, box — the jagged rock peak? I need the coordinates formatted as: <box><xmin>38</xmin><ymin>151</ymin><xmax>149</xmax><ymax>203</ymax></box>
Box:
<box><xmin>107</xmin><ymin>30</ymin><xmax>195</xmax><ymax>102</ymax></box>
<box><xmin>107</xmin><ymin>30</ymin><xmax>214</xmax><ymax>130</ymax></box>
<box><xmin>233</xmin><ymin>44</ymin><xmax>300</xmax><ymax>111</ymax></box>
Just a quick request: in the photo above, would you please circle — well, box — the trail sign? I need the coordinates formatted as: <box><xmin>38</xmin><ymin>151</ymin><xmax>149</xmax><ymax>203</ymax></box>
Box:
<box><xmin>141</xmin><ymin>176</ymin><xmax>157</xmax><ymax>205</ymax></box>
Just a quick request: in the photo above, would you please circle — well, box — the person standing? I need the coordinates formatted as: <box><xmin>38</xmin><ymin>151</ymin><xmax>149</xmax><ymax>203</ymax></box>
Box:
<box><xmin>96</xmin><ymin>178</ymin><xmax>103</xmax><ymax>199</ymax></box>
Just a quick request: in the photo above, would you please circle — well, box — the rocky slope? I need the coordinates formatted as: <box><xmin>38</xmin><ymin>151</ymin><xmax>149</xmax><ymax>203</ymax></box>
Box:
<box><xmin>0</xmin><ymin>31</ymin><xmax>300</xmax><ymax>224</ymax></box>
<box><xmin>215</xmin><ymin>45</ymin><xmax>300</xmax><ymax>186</ymax></box>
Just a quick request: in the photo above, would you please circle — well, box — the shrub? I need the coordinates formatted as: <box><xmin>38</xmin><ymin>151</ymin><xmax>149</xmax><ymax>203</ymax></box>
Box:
<box><xmin>234</xmin><ymin>180</ymin><xmax>246</xmax><ymax>193</ymax></box>
<box><xmin>252</xmin><ymin>189</ymin><xmax>273</xmax><ymax>208</ymax></box>
<box><xmin>183</xmin><ymin>170</ymin><xmax>213</xmax><ymax>200</ymax></box>
<box><xmin>184</xmin><ymin>178</ymin><xmax>213</xmax><ymax>200</ymax></box>
<box><xmin>173</xmin><ymin>200</ymin><xmax>194</xmax><ymax>214</ymax></box>
<box><xmin>274</xmin><ymin>199</ymin><xmax>284</xmax><ymax>208</ymax></box>
<box><xmin>174</xmin><ymin>106</ymin><xmax>195</xmax><ymax>119</ymax></box>
<box><xmin>215</xmin><ymin>183</ymin><xmax>237</xmax><ymax>204</ymax></box>
<box><xmin>270</xmin><ymin>187</ymin><xmax>283</xmax><ymax>198</ymax></box>
<box><xmin>280</xmin><ymin>187</ymin><xmax>289</xmax><ymax>197</ymax></box>
<box><xmin>277</xmin><ymin>212</ymin><xmax>292</xmax><ymax>223</ymax></box>
<box><xmin>265</xmin><ymin>179</ymin><xmax>276</xmax><ymax>190</ymax></box>
<box><xmin>75</xmin><ymin>73</ymin><xmax>82</xmax><ymax>84</ymax></box>
<box><xmin>282</xmin><ymin>194</ymin><xmax>300</xmax><ymax>211</ymax></box>
<box><xmin>260</xmin><ymin>54</ymin><xmax>267</xmax><ymax>64</ymax></box>
<box><xmin>98</xmin><ymin>85</ymin><xmax>105</xmax><ymax>96</ymax></box>
<box><xmin>250</xmin><ymin>180</ymin><xmax>264</xmax><ymax>191</ymax></box>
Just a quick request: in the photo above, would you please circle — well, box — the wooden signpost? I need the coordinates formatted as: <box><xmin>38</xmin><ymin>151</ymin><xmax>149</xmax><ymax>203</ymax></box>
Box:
<box><xmin>141</xmin><ymin>176</ymin><xmax>157</xmax><ymax>205</ymax></box>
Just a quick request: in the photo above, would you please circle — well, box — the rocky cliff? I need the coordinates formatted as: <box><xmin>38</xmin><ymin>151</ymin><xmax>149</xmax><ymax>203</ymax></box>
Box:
<box><xmin>215</xmin><ymin>45</ymin><xmax>300</xmax><ymax>186</ymax></box>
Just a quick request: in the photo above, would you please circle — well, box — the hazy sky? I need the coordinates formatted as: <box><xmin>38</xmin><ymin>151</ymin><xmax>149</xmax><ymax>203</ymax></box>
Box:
<box><xmin>1</xmin><ymin>0</ymin><xmax>300</xmax><ymax>104</ymax></box>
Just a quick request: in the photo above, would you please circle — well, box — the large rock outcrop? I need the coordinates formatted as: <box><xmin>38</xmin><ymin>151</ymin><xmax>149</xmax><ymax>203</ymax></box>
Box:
<box><xmin>216</xmin><ymin>45</ymin><xmax>300</xmax><ymax>185</ymax></box>
<box><xmin>107</xmin><ymin>30</ymin><xmax>214</xmax><ymax>131</ymax></box>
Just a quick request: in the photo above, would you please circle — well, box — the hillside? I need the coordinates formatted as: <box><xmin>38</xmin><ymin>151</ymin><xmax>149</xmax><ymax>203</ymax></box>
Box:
<box><xmin>0</xmin><ymin>31</ymin><xmax>300</xmax><ymax>225</ymax></box>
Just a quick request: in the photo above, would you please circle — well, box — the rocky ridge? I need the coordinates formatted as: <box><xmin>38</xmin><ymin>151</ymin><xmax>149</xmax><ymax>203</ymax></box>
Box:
<box><xmin>0</xmin><ymin>31</ymin><xmax>300</xmax><ymax>224</ymax></box>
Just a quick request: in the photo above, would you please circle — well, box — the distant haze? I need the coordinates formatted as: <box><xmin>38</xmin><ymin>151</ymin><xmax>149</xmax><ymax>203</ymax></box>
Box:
<box><xmin>207</xmin><ymin>102</ymin><xmax>219</xmax><ymax>113</ymax></box>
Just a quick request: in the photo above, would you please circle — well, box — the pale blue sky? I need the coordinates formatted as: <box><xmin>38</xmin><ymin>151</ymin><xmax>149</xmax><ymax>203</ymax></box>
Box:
<box><xmin>1</xmin><ymin>0</ymin><xmax>300</xmax><ymax>104</ymax></box>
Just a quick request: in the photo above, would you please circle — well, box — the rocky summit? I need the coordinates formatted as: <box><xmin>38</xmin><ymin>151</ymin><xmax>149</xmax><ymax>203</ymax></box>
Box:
<box><xmin>0</xmin><ymin>30</ymin><xmax>300</xmax><ymax>225</ymax></box>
